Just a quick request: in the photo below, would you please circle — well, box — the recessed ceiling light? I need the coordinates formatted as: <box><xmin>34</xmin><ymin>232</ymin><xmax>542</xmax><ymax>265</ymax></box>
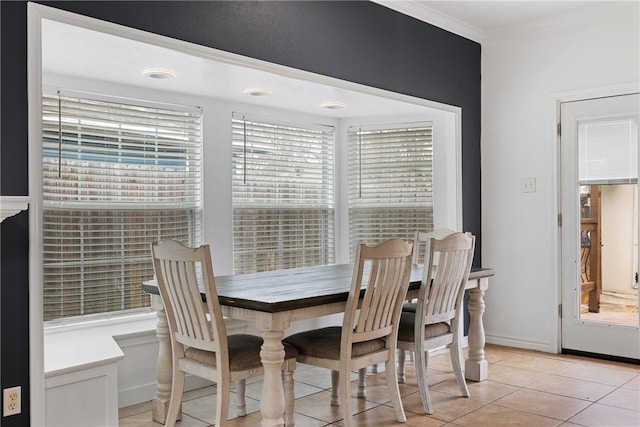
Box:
<box><xmin>320</xmin><ymin>101</ymin><xmax>346</xmax><ymax>110</ymax></box>
<box><xmin>142</xmin><ymin>68</ymin><xmax>176</xmax><ymax>79</ymax></box>
<box><xmin>243</xmin><ymin>87</ymin><xmax>272</xmax><ymax>96</ymax></box>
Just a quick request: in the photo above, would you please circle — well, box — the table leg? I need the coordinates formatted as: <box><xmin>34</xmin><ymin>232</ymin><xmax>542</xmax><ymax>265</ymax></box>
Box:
<box><xmin>259</xmin><ymin>329</ymin><xmax>287</xmax><ymax>427</ymax></box>
<box><xmin>465</xmin><ymin>278</ymin><xmax>489</xmax><ymax>381</ymax></box>
<box><xmin>150</xmin><ymin>296</ymin><xmax>181</xmax><ymax>423</ymax></box>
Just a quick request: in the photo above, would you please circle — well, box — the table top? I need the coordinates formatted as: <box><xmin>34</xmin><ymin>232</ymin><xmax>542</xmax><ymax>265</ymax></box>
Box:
<box><xmin>143</xmin><ymin>263</ymin><xmax>494</xmax><ymax>314</ymax></box>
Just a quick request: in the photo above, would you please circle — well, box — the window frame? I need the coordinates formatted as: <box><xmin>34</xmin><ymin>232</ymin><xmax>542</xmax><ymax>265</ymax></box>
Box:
<box><xmin>337</xmin><ymin>113</ymin><xmax>462</xmax><ymax>263</ymax></box>
<box><xmin>346</xmin><ymin>121</ymin><xmax>435</xmax><ymax>260</ymax></box>
<box><xmin>230</xmin><ymin>113</ymin><xmax>336</xmax><ymax>273</ymax></box>
<box><xmin>40</xmin><ymin>89</ymin><xmax>204</xmax><ymax>324</ymax></box>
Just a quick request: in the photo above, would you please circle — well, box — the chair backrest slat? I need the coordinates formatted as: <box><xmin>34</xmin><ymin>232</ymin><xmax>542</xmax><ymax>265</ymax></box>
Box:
<box><xmin>346</xmin><ymin>239</ymin><xmax>414</xmax><ymax>345</ymax></box>
<box><xmin>381</xmin><ymin>258</ymin><xmax>402</xmax><ymax>327</ymax></box>
<box><xmin>167</xmin><ymin>261</ymin><xmax>191</xmax><ymax>338</ymax></box>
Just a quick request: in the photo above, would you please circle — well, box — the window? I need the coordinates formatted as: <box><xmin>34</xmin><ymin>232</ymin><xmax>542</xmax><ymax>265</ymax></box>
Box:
<box><xmin>42</xmin><ymin>92</ymin><xmax>203</xmax><ymax>322</ymax></box>
<box><xmin>579</xmin><ymin>118</ymin><xmax>639</xmax><ymax>185</ymax></box>
<box><xmin>348</xmin><ymin>123</ymin><xmax>433</xmax><ymax>260</ymax></box>
<box><xmin>232</xmin><ymin>113</ymin><xmax>335</xmax><ymax>273</ymax></box>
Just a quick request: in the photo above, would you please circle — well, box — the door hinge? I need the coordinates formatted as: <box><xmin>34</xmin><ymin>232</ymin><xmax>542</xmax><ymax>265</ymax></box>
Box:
<box><xmin>559</xmin><ymin>304</ymin><xmax>562</xmax><ymax>318</ymax></box>
<box><xmin>557</xmin><ymin>123</ymin><xmax>561</xmax><ymax>137</ymax></box>
<box><xmin>558</xmin><ymin>213</ymin><xmax>562</xmax><ymax>227</ymax></box>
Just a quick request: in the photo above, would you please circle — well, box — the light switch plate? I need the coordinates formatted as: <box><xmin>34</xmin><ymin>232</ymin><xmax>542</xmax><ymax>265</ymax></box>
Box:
<box><xmin>521</xmin><ymin>177</ymin><xmax>536</xmax><ymax>193</ymax></box>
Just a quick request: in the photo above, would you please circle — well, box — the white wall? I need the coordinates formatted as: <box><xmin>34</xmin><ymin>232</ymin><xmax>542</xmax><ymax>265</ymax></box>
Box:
<box><xmin>481</xmin><ymin>3</ymin><xmax>640</xmax><ymax>352</ymax></box>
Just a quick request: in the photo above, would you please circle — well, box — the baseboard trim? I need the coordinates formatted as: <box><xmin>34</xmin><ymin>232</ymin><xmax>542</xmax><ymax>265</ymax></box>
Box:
<box><xmin>486</xmin><ymin>334</ymin><xmax>555</xmax><ymax>353</ymax></box>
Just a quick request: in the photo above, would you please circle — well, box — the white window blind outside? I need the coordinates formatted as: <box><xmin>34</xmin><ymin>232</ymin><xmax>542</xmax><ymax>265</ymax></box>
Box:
<box><xmin>348</xmin><ymin>123</ymin><xmax>434</xmax><ymax>260</ymax></box>
<box><xmin>579</xmin><ymin>118</ymin><xmax>639</xmax><ymax>184</ymax></box>
<box><xmin>42</xmin><ymin>92</ymin><xmax>203</xmax><ymax>321</ymax></box>
<box><xmin>232</xmin><ymin>114</ymin><xmax>335</xmax><ymax>273</ymax></box>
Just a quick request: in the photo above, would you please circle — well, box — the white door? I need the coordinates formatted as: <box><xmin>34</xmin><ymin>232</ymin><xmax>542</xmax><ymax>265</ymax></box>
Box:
<box><xmin>561</xmin><ymin>93</ymin><xmax>640</xmax><ymax>360</ymax></box>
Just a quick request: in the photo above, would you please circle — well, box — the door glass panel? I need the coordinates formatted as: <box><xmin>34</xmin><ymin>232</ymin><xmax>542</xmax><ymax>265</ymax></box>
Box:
<box><xmin>578</xmin><ymin>118</ymin><xmax>639</xmax><ymax>326</ymax></box>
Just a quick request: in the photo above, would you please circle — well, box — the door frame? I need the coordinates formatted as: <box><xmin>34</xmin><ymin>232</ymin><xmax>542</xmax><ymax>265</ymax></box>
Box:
<box><xmin>552</xmin><ymin>82</ymin><xmax>640</xmax><ymax>354</ymax></box>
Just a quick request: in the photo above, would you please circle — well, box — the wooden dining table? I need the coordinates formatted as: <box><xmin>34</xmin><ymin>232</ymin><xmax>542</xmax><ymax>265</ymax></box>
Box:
<box><xmin>142</xmin><ymin>263</ymin><xmax>494</xmax><ymax>427</ymax></box>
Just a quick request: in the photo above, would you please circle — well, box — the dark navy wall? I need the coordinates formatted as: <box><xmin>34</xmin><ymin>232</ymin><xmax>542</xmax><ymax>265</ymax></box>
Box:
<box><xmin>1</xmin><ymin>2</ymin><xmax>31</xmax><ymax>426</ymax></box>
<box><xmin>1</xmin><ymin>1</ymin><xmax>480</xmax><ymax>424</ymax></box>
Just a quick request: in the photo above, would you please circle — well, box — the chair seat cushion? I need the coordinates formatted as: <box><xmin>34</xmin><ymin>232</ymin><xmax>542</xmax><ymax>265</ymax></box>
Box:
<box><xmin>185</xmin><ymin>334</ymin><xmax>298</xmax><ymax>371</ymax></box>
<box><xmin>284</xmin><ymin>327</ymin><xmax>386</xmax><ymax>360</ymax></box>
<box><xmin>397</xmin><ymin>312</ymin><xmax>450</xmax><ymax>342</ymax></box>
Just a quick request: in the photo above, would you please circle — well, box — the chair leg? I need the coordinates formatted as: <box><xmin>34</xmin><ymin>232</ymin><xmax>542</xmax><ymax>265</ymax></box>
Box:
<box><xmin>235</xmin><ymin>379</ymin><xmax>247</xmax><ymax>417</ymax></box>
<box><xmin>357</xmin><ymin>367</ymin><xmax>367</xmax><ymax>398</ymax></box>
<box><xmin>451</xmin><ymin>343</ymin><xmax>470</xmax><ymax>398</ymax></box>
<box><xmin>414</xmin><ymin>347</ymin><xmax>434</xmax><ymax>414</ymax></box>
<box><xmin>330</xmin><ymin>370</ymin><xmax>340</xmax><ymax>406</ymax></box>
<box><xmin>165</xmin><ymin>369</ymin><xmax>185</xmax><ymax>427</ymax></box>
<box><xmin>283</xmin><ymin>365</ymin><xmax>296</xmax><ymax>427</ymax></box>
<box><xmin>340</xmin><ymin>367</ymin><xmax>355</xmax><ymax>427</ymax></box>
<box><xmin>397</xmin><ymin>349</ymin><xmax>406</xmax><ymax>384</ymax></box>
<box><xmin>385</xmin><ymin>357</ymin><xmax>406</xmax><ymax>423</ymax></box>
<box><xmin>216</xmin><ymin>377</ymin><xmax>231</xmax><ymax>427</ymax></box>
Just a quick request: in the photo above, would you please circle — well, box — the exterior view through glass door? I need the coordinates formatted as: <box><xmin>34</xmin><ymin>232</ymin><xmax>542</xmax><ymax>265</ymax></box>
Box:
<box><xmin>561</xmin><ymin>93</ymin><xmax>639</xmax><ymax>360</ymax></box>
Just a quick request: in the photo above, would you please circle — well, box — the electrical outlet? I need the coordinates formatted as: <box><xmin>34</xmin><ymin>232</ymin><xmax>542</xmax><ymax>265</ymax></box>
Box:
<box><xmin>3</xmin><ymin>386</ymin><xmax>21</xmax><ymax>417</ymax></box>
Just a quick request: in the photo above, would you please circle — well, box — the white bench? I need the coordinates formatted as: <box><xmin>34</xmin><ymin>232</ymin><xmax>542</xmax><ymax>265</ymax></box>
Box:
<box><xmin>44</xmin><ymin>314</ymin><xmax>156</xmax><ymax>427</ymax></box>
<box><xmin>43</xmin><ymin>312</ymin><xmax>249</xmax><ymax>426</ymax></box>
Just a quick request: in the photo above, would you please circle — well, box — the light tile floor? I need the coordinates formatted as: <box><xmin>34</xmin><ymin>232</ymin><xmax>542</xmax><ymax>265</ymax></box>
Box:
<box><xmin>119</xmin><ymin>344</ymin><xmax>640</xmax><ymax>426</ymax></box>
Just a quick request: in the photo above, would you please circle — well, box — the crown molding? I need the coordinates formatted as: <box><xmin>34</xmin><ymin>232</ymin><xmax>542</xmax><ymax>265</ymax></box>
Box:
<box><xmin>373</xmin><ymin>0</ymin><xmax>486</xmax><ymax>43</ymax></box>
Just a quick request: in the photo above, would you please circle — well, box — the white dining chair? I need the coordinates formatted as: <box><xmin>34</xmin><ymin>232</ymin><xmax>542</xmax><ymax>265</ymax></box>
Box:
<box><xmin>284</xmin><ymin>238</ymin><xmax>414</xmax><ymax>426</ymax></box>
<box><xmin>151</xmin><ymin>240</ymin><xmax>298</xmax><ymax>427</ymax></box>
<box><xmin>397</xmin><ymin>228</ymin><xmax>459</xmax><ymax>372</ymax></box>
<box><xmin>358</xmin><ymin>229</ymin><xmax>458</xmax><ymax>395</ymax></box>
<box><xmin>396</xmin><ymin>231</ymin><xmax>475</xmax><ymax>414</ymax></box>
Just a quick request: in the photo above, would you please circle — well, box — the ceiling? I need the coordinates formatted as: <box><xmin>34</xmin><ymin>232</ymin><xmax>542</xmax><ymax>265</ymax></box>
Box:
<box><xmin>41</xmin><ymin>1</ymin><xmax>612</xmax><ymax>117</ymax></box>
<box><xmin>41</xmin><ymin>19</ymin><xmax>435</xmax><ymax>119</ymax></box>
<box><xmin>422</xmin><ymin>0</ymin><xmax>604</xmax><ymax>31</ymax></box>
<box><xmin>376</xmin><ymin>1</ymin><xmax>616</xmax><ymax>41</ymax></box>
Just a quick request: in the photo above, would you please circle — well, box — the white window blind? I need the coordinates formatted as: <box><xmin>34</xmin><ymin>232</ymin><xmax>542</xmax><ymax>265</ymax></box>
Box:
<box><xmin>232</xmin><ymin>113</ymin><xmax>335</xmax><ymax>273</ymax></box>
<box><xmin>42</xmin><ymin>92</ymin><xmax>203</xmax><ymax>321</ymax></box>
<box><xmin>579</xmin><ymin>118</ymin><xmax>639</xmax><ymax>184</ymax></box>
<box><xmin>348</xmin><ymin>123</ymin><xmax>433</xmax><ymax>260</ymax></box>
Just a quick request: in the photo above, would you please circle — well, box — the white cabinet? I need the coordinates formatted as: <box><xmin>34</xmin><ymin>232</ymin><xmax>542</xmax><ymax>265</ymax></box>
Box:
<box><xmin>46</xmin><ymin>363</ymin><xmax>120</xmax><ymax>427</ymax></box>
<box><xmin>44</xmin><ymin>332</ymin><xmax>124</xmax><ymax>426</ymax></box>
